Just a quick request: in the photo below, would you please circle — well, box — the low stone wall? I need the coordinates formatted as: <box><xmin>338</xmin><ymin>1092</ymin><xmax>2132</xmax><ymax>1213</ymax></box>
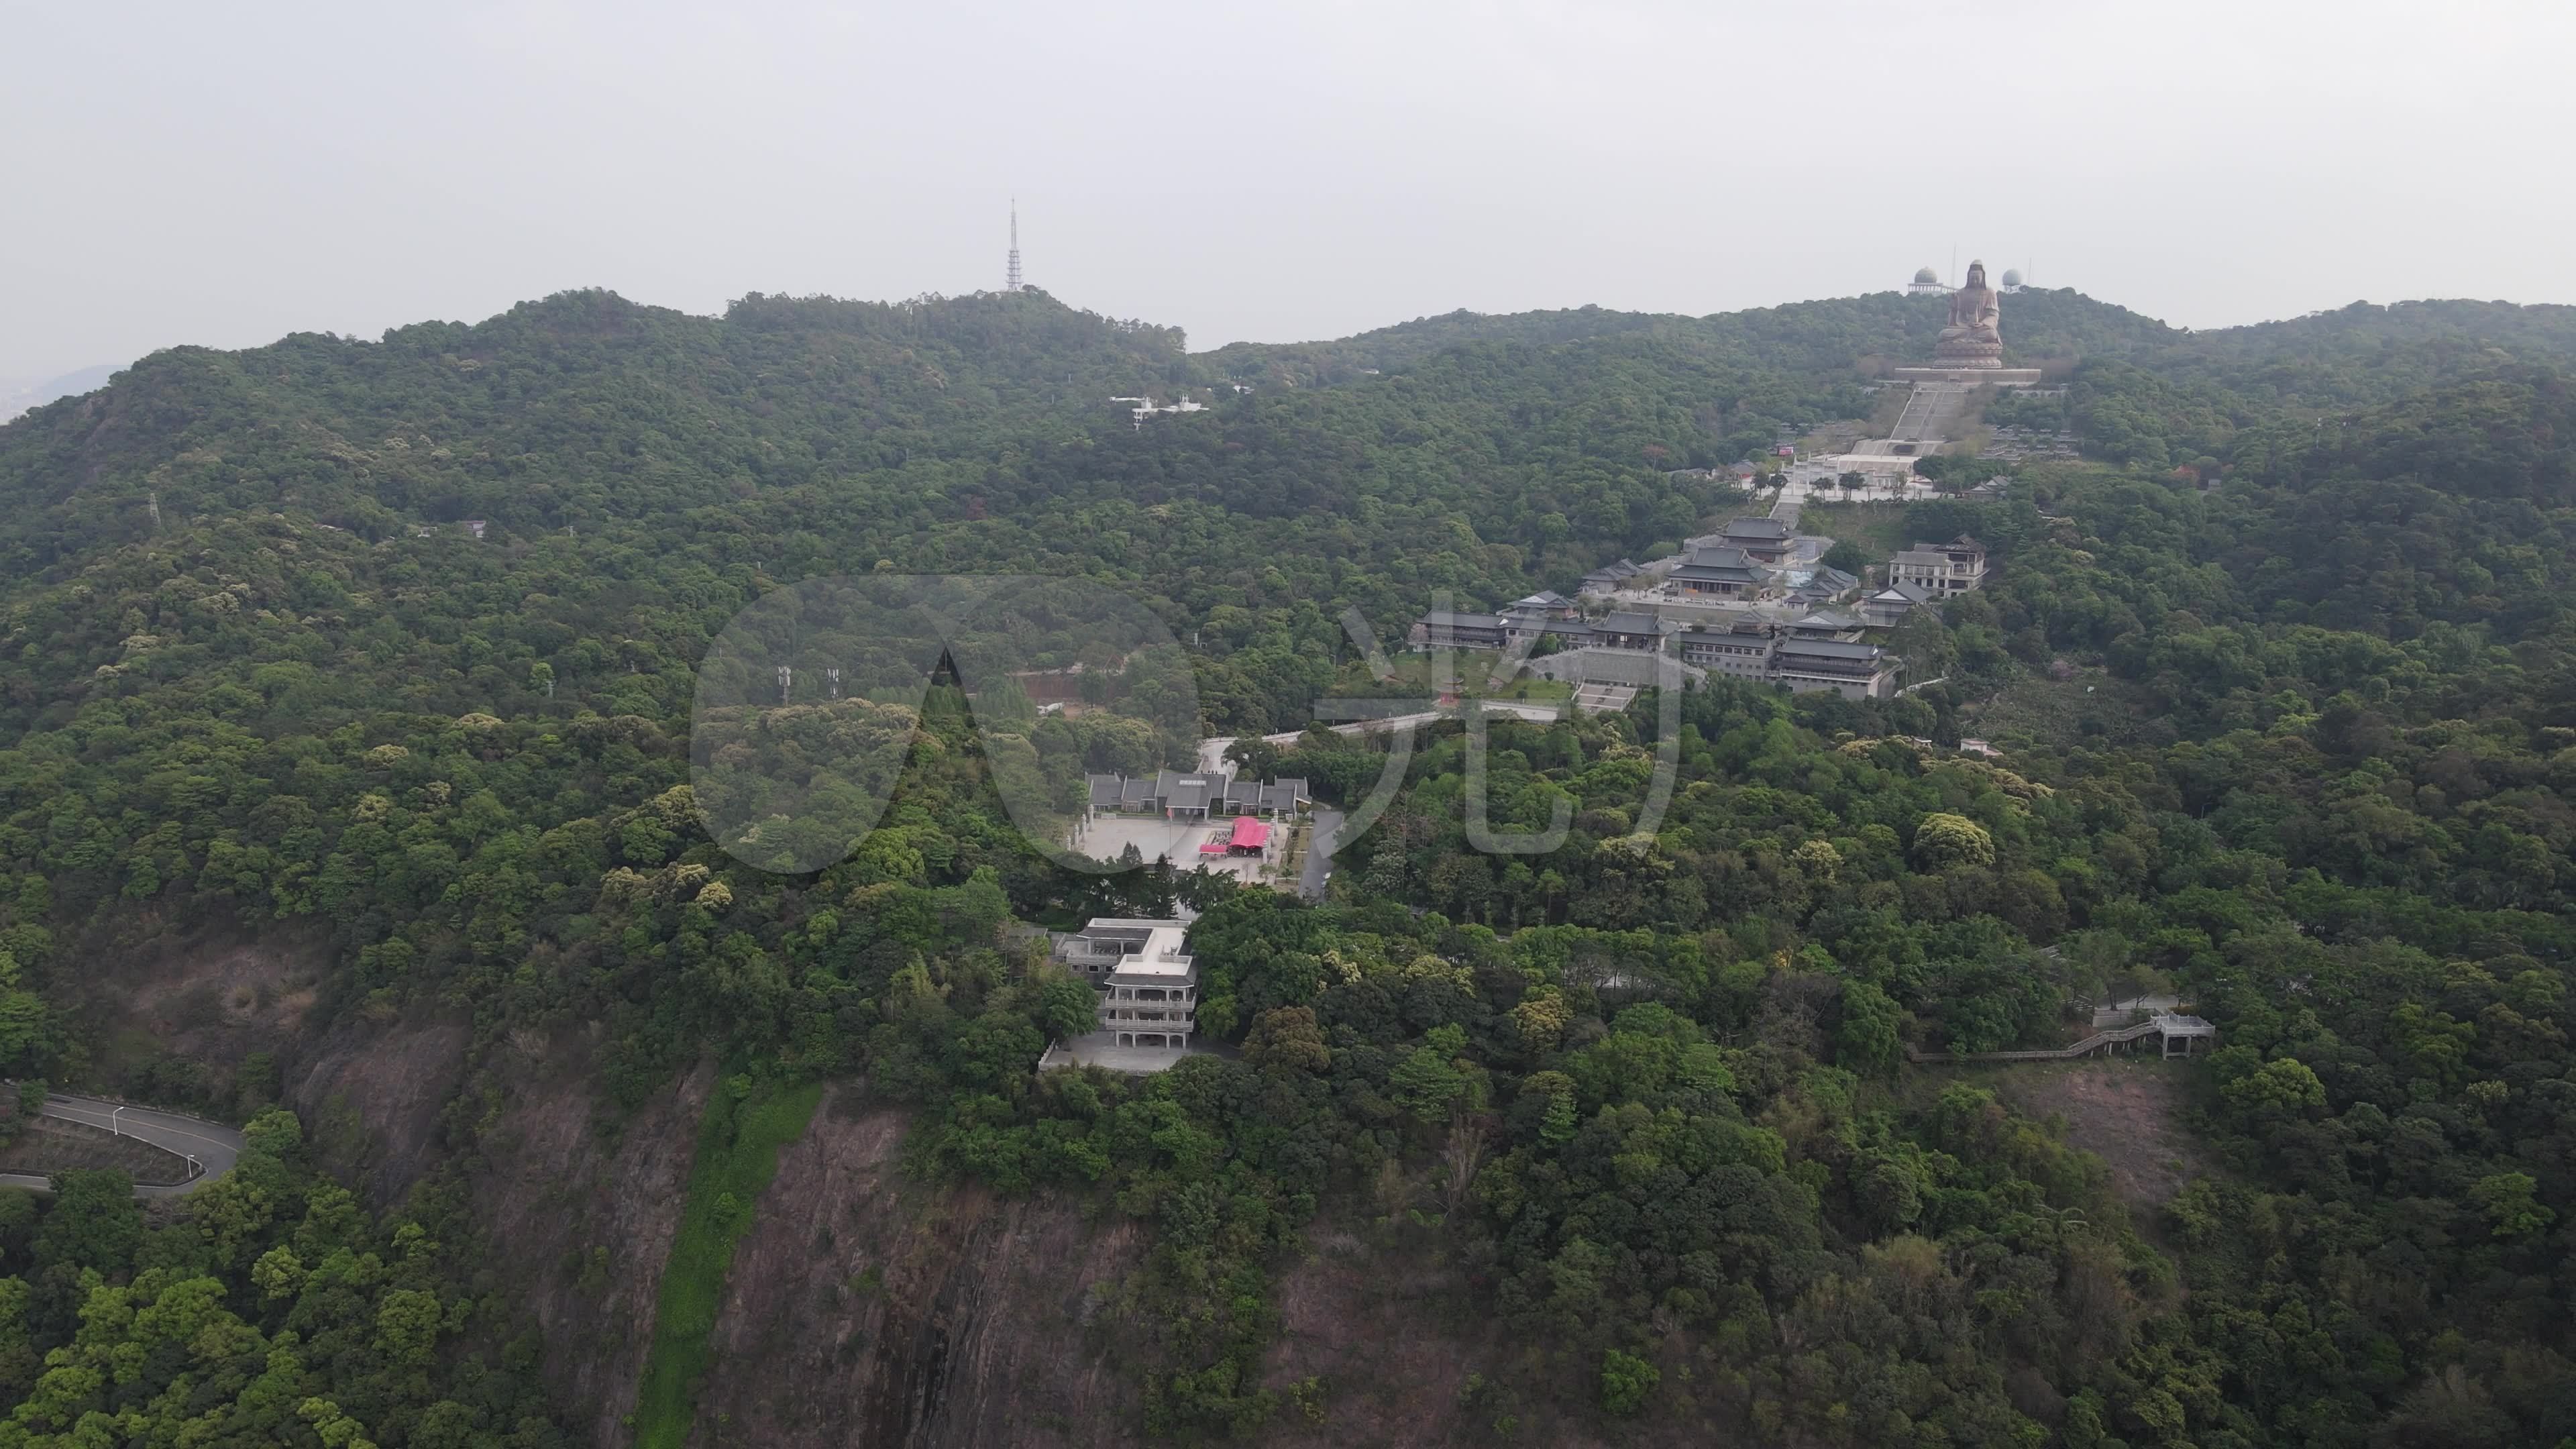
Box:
<box><xmin>0</xmin><ymin>1115</ymin><xmax>192</xmax><ymax>1185</ymax></box>
<box><xmin>1890</xmin><ymin>366</ymin><xmax>2045</xmax><ymax>385</ymax></box>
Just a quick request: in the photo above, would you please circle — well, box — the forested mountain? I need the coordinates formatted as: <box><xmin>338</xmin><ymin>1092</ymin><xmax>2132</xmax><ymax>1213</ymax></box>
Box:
<box><xmin>0</xmin><ymin>288</ymin><xmax>1861</xmax><ymax>749</ymax></box>
<box><xmin>0</xmin><ymin>282</ymin><xmax>2571</xmax><ymax>1447</ymax></box>
<box><xmin>1201</xmin><ymin>286</ymin><xmax>2181</xmax><ymax>390</ymax></box>
<box><xmin>0</xmin><ymin>288</ymin><xmax>1188</xmax><ymax>567</ymax></box>
<box><xmin>0</xmin><ymin>366</ymin><xmax>121</xmax><ymax>427</ymax></box>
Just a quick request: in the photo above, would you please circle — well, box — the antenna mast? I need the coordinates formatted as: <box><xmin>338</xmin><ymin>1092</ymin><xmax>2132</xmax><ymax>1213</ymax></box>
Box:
<box><xmin>1006</xmin><ymin>199</ymin><xmax>1023</xmax><ymax>291</ymax></box>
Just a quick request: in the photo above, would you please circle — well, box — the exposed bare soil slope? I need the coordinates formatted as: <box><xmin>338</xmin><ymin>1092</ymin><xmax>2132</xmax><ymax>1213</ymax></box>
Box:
<box><xmin>72</xmin><ymin>916</ymin><xmax>329</xmax><ymax>1087</ymax></box>
<box><xmin>1982</xmin><ymin>1057</ymin><xmax>2206</xmax><ymax>1205</ymax></box>
<box><xmin>62</xmin><ymin>916</ymin><xmax>474</xmax><ymax>1201</ymax></box>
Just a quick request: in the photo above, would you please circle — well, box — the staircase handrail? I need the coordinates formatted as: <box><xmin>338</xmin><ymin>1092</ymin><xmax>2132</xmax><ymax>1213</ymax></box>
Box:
<box><xmin>1905</xmin><ymin>1016</ymin><xmax>2167</xmax><ymax>1065</ymax></box>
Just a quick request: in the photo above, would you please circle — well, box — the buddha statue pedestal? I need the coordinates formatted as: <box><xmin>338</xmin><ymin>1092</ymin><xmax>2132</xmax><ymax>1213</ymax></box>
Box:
<box><xmin>1931</xmin><ymin>332</ymin><xmax>2006</xmax><ymax>368</ymax></box>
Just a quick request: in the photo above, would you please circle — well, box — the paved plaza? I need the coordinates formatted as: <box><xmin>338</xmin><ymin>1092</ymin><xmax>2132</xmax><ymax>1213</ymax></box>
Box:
<box><xmin>1039</xmin><ymin>1032</ymin><xmax>1208</xmax><ymax>1073</ymax></box>
<box><xmin>1571</xmin><ymin>682</ymin><xmax>1639</xmax><ymax>713</ymax></box>
<box><xmin>1067</xmin><ymin>814</ymin><xmax>1292</xmax><ymax>886</ymax></box>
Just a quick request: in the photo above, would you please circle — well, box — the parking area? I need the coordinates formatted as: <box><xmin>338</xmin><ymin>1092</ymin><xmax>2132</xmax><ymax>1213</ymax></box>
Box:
<box><xmin>1068</xmin><ymin>813</ymin><xmax>1287</xmax><ymax>885</ymax></box>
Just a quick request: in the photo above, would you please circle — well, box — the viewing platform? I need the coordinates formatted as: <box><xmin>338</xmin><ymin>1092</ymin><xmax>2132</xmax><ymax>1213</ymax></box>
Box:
<box><xmin>1890</xmin><ymin>366</ymin><xmax>2044</xmax><ymax>386</ymax></box>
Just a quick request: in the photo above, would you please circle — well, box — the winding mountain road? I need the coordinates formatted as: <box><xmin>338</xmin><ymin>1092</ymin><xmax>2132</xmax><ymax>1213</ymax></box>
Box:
<box><xmin>1197</xmin><ymin>700</ymin><xmax>1568</xmax><ymax>773</ymax></box>
<box><xmin>0</xmin><ymin>1090</ymin><xmax>245</xmax><ymax>1199</ymax></box>
<box><xmin>1198</xmin><ymin>702</ymin><xmax>1562</xmax><ymax>896</ymax></box>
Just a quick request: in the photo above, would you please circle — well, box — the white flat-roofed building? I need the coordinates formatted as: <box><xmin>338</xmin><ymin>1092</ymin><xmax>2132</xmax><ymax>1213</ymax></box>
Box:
<box><xmin>1050</xmin><ymin>917</ymin><xmax>1201</xmax><ymax>1060</ymax></box>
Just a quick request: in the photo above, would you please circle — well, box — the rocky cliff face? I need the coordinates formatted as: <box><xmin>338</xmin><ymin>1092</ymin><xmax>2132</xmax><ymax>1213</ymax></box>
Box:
<box><xmin>686</xmin><ymin>1085</ymin><xmax>1148</xmax><ymax>1449</ymax></box>
<box><xmin>470</xmin><ymin>1071</ymin><xmax>1664</xmax><ymax>1449</ymax></box>
<box><xmin>285</xmin><ymin>1012</ymin><xmax>470</xmax><ymax>1205</ymax></box>
<box><xmin>280</xmin><ymin>1014</ymin><xmax>721</xmax><ymax>1449</ymax></box>
<box><xmin>66</xmin><ymin>922</ymin><xmax>716</xmax><ymax>1444</ymax></box>
<box><xmin>472</xmin><ymin>1048</ymin><xmax>716</xmax><ymax>1448</ymax></box>
<box><xmin>70</xmin><ymin>925</ymin><xmax>1625</xmax><ymax>1448</ymax></box>
<box><xmin>676</xmin><ymin>1102</ymin><xmax>1665</xmax><ymax>1449</ymax></box>
<box><xmin>71</xmin><ymin>916</ymin><xmax>470</xmax><ymax>1205</ymax></box>
<box><xmin>1256</xmin><ymin>1230</ymin><xmax>1635</xmax><ymax>1449</ymax></box>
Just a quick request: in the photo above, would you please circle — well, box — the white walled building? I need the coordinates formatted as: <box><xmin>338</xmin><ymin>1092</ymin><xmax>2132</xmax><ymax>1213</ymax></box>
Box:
<box><xmin>1888</xmin><ymin>535</ymin><xmax>1989</xmax><ymax>596</ymax></box>
<box><xmin>1052</xmin><ymin>917</ymin><xmax>1201</xmax><ymax>1056</ymax></box>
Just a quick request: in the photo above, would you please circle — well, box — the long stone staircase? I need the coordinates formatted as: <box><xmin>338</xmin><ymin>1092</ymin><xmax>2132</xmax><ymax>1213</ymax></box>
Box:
<box><xmin>1851</xmin><ymin>382</ymin><xmax>1970</xmax><ymax>458</ymax></box>
<box><xmin>1889</xmin><ymin>385</ymin><xmax>1946</xmax><ymax>439</ymax></box>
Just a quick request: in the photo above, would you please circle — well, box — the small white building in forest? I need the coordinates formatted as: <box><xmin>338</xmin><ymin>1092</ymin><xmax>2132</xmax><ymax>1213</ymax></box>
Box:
<box><xmin>1044</xmin><ymin>918</ymin><xmax>1203</xmax><ymax>1067</ymax></box>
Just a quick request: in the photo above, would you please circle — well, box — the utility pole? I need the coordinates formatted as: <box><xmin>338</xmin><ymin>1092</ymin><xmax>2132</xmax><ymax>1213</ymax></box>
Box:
<box><xmin>826</xmin><ymin>667</ymin><xmax>841</xmax><ymax>700</ymax></box>
<box><xmin>776</xmin><ymin>665</ymin><xmax>792</xmax><ymax>705</ymax></box>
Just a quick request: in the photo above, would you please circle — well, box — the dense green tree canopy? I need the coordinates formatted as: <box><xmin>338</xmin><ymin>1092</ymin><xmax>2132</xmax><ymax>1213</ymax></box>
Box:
<box><xmin>0</xmin><ymin>282</ymin><xmax>2573</xmax><ymax>1442</ymax></box>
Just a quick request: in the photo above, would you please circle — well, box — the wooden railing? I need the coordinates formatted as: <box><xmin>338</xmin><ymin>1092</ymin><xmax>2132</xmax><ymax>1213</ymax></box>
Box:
<box><xmin>1905</xmin><ymin>1018</ymin><xmax>2165</xmax><ymax>1065</ymax></box>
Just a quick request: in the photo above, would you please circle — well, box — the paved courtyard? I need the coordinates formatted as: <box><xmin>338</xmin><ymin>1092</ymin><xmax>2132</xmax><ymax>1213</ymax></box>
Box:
<box><xmin>1040</xmin><ymin>1032</ymin><xmax>1208</xmax><ymax>1073</ymax></box>
<box><xmin>1067</xmin><ymin>813</ymin><xmax>1292</xmax><ymax>886</ymax></box>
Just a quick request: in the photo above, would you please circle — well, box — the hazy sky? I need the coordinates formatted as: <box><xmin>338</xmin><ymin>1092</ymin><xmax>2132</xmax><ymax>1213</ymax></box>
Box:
<box><xmin>5</xmin><ymin>0</ymin><xmax>2571</xmax><ymax>380</ymax></box>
